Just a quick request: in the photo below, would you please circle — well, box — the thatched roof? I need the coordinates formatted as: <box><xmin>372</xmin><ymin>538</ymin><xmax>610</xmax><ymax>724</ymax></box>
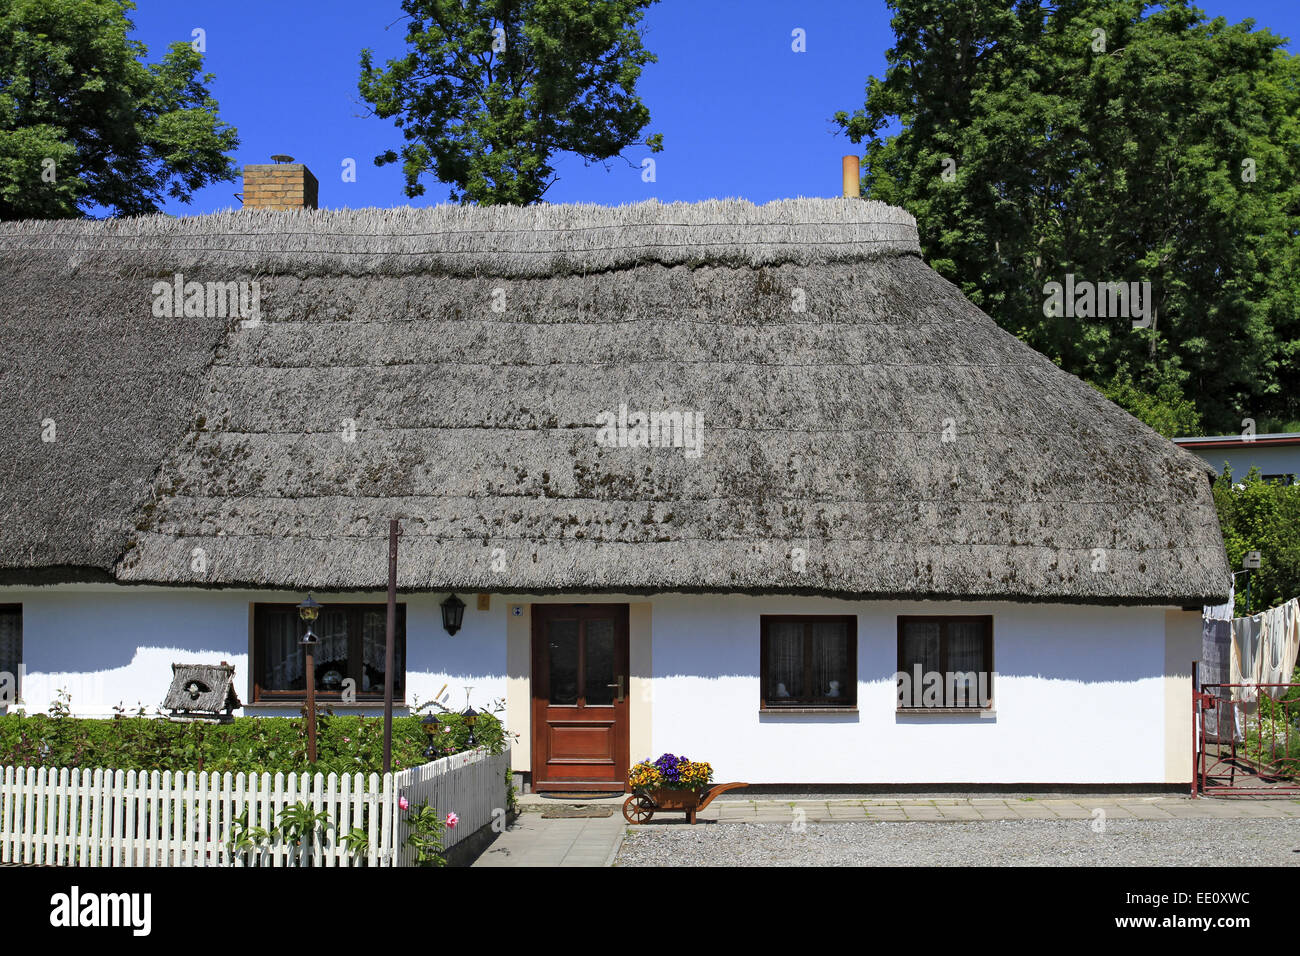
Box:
<box><xmin>0</xmin><ymin>199</ymin><xmax>1230</xmax><ymax>604</ymax></box>
<box><xmin>162</xmin><ymin>662</ymin><xmax>240</xmax><ymax>715</ymax></box>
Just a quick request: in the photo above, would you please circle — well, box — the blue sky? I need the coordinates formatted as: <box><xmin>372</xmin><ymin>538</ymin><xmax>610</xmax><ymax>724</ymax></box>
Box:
<box><xmin>128</xmin><ymin>0</ymin><xmax>1299</xmax><ymax>215</ymax></box>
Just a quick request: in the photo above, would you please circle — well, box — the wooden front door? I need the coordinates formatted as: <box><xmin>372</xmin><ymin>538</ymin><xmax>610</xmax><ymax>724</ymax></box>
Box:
<box><xmin>531</xmin><ymin>604</ymin><xmax>630</xmax><ymax>791</ymax></box>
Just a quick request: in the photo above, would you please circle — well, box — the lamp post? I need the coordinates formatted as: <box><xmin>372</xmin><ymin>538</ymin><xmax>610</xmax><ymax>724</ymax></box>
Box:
<box><xmin>297</xmin><ymin>594</ymin><xmax>322</xmax><ymax>764</ymax></box>
<box><xmin>383</xmin><ymin>519</ymin><xmax>400</xmax><ymax>775</ymax></box>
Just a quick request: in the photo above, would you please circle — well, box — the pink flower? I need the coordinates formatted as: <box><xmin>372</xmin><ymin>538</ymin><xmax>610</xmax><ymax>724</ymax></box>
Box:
<box><xmin>399</xmin><ymin>796</ymin><xmax>409</xmax><ymax>811</ymax></box>
<box><xmin>445</xmin><ymin>812</ymin><xmax>458</xmax><ymax>828</ymax></box>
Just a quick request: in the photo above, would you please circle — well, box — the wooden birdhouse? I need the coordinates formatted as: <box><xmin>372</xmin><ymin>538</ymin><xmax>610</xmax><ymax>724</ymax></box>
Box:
<box><xmin>162</xmin><ymin>662</ymin><xmax>241</xmax><ymax>722</ymax></box>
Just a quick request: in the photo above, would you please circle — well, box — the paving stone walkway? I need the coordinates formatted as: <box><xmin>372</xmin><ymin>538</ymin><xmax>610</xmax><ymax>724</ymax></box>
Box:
<box><xmin>471</xmin><ymin>794</ymin><xmax>1300</xmax><ymax>866</ymax></box>
<box><xmin>692</xmin><ymin>795</ymin><xmax>1300</xmax><ymax>824</ymax></box>
<box><xmin>471</xmin><ymin>810</ymin><xmax>626</xmax><ymax>867</ymax></box>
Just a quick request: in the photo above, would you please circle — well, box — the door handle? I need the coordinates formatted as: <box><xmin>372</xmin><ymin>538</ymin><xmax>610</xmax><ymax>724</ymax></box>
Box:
<box><xmin>607</xmin><ymin>677</ymin><xmax>624</xmax><ymax>702</ymax></box>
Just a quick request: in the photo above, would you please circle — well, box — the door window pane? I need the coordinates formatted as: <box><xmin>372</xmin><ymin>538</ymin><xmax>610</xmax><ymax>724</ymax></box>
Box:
<box><xmin>548</xmin><ymin>620</ymin><xmax>579</xmax><ymax>705</ymax></box>
<box><xmin>584</xmin><ymin>620</ymin><xmax>615</xmax><ymax>705</ymax></box>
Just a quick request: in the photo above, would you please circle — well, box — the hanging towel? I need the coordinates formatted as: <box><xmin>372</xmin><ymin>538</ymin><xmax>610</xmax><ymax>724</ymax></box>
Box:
<box><xmin>1201</xmin><ymin>580</ymin><xmax>1234</xmax><ymax>678</ymax></box>
<box><xmin>1258</xmin><ymin>597</ymin><xmax>1300</xmax><ymax>695</ymax></box>
<box><xmin>1201</xmin><ymin>618</ymin><xmax>1233</xmax><ymax>743</ymax></box>
<box><xmin>1230</xmin><ymin>613</ymin><xmax>1262</xmax><ymax>698</ymax></box>
<box><xmin>1226</xmin><ymin>596</ymin><xmax>1300</xmax><ymax>740</ymax></box>
<box><xmin>1230</xmin><ymin>613</ymin><xmax>1264</xmax><ymax>742</ymax></box>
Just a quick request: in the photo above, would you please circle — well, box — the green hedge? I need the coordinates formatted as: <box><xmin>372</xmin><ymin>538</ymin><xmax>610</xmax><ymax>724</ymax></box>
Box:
<box><xmin>0</xmin><ymin>710</ymin><xmax>506</xmax><ymax>776</ymax></box>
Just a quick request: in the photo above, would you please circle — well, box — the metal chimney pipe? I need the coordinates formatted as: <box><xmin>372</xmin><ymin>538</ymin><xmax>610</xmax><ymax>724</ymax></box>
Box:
<box><xmin>842</xmin><ymin>156</ymin><xmax>860</xmax><ymax>198</ymax></box>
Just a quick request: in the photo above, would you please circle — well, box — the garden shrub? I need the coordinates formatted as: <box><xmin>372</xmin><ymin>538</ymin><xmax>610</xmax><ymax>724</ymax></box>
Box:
<box><xmin>0</xmin><ymin>708</ymin><xmax>506</xmax><ymax>775</ymax></box>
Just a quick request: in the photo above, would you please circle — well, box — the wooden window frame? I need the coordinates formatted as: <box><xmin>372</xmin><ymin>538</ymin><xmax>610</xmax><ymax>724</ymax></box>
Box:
<box><xmin>0</xmin><ymin>604</ymin><xmax>19</xmax><ymax>706</ymax></box>
<box><xmin>252</xmin><ymin>602</ymin><xmax>406</xmax><ymax>705</ymax></box>
<box><xmin>896</xmin><ymin>615</ymin><xmax>994</xmax><ymax>713</ymax></box>
<box><xmin>759</xmin><ymin>614</ymin><xmax>857</xmax><ymax>712</ymax></box>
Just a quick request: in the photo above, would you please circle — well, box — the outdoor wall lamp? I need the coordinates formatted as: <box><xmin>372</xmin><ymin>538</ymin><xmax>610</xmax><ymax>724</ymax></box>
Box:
<box><xmin>440</xmin><ymin>593</ymin><xmax>466</xmax><ymax>636</ymax></box>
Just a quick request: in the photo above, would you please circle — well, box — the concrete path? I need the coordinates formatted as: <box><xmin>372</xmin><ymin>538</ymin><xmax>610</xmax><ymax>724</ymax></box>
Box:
<box><xmin>471</xmin><ymin>810</ymin><xmax>626</xmax><ymax>867</ymax></box>
<box><xmin>471</xmin><ymin>794</ymin><xmax>1300</xmax><ymax>866</ymax></box>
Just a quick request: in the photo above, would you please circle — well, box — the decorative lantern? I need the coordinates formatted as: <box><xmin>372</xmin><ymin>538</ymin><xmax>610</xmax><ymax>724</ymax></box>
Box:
<box><xmin>461</xmin><ymin>704</ymin><xmax>479</xmax><ymax>749</ymax></box>
<box><xmin>297</xmin><ymin>594</ymin><xmax>322</xmax><ymax>645</ymax></box>
<box><xmin>440</xmin><ymin>593</ymin><xmax>466</xmax><ymax>636</ymax></box>
<box><xmin>421</xmin><ymin>712</ymin><xmax>443</xmax><ymax>761</ymax></box>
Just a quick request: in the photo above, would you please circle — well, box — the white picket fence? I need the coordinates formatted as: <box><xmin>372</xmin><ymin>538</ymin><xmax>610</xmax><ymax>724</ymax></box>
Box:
<box><xmin>393</xmin><ymin>746</ymin><xmax>511</xmax><ymax>863</ymax></box>
<box><xmin>0</xmin><ymin>746</ymin><xmax>508</xmax><ymax>867</ymax></box>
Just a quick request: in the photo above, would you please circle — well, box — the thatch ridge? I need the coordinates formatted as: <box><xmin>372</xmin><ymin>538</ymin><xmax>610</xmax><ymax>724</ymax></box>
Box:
<box><xmin>0</xmin><ymin>198</ymin><xmax>920</xmax><ymax>278</ymax></box>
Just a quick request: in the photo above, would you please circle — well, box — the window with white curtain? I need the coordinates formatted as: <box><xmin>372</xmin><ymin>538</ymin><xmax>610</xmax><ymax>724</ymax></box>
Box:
<box><xmin>253</xmin><ymin>603</ymin><xmax>406</xmax><ymax>702</ymax></box>
<box><xmin>760</xmin><ymin>616</ymin><xmax>856</xmax><ymax>708</ymax></box>
<box><xmin>0</xmin><ymin>605</ymin><xmax>20</xmax><ymax>705</ymax></box>
<box><xmin>897</xmin><ymin>616</ymin><xmax>993</xmax><ymax>709</ymax></box>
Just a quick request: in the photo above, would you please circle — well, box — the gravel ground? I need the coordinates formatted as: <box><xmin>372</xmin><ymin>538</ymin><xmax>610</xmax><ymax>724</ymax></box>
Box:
<box><xmin>617</xmin><ymin>819</ymin><xmax>1300</xmax><ymax>866</ymax></box>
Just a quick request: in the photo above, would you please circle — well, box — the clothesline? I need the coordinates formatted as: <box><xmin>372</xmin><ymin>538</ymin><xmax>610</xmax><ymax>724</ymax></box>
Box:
<box><xmin>1200</xmin><ymin>589</ymin><xmax>1300</xmax><ymax>743</ymax></box>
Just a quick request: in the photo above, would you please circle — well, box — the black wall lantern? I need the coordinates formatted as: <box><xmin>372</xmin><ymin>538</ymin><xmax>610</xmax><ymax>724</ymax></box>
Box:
<box><xmin>440</xmin><ymin>593</ymin><xmax>466</xmax><ymax>636</ymax></box>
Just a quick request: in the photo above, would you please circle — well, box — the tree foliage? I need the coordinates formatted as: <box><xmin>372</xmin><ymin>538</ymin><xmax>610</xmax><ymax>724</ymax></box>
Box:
<box><xmin>0</xmin><ymin>710</ymin><xmax>506</xmax><ymax>774</ymax></box>
<box><xmin>0</xmin><ymin>0</ymin><xmax>239</xmax><ymax>219</ymax></box>
<box><xmin>1213</xmin><ymin>468</ymin><xmax>1300</xmax><ymax>616</ymax></box>
<box><xmin>1096</xmin><ymin>373</ymin><xmax>1202</xmax><ymax>438</ymax></box>
<box><xmin>358</xmin><ymin>0</ymin><xmax>662</xmax><ymax>204</ymax></box>
<box><xmin>836</xmin><ymin>0</ymin><xmax>1300</xmax><ymax>435</ymax></box>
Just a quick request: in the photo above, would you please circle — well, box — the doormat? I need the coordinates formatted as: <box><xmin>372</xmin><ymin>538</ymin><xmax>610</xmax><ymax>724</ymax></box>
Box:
<box><xmin>540</xmin><ymin>805</ymin><xmax>617</xmax><ymax>819</ymax></box>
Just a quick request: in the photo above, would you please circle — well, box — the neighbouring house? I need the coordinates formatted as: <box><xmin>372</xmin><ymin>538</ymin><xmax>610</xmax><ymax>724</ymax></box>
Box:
<box><xmin>1173</xmin><ymin>433</ymin><xmax>1300</xmax><ymax>485</ymax></box>
<box><xmin>0</xmin><ymin>170</ymin><xmax>1230</xmax><ymax>788</ymax></box>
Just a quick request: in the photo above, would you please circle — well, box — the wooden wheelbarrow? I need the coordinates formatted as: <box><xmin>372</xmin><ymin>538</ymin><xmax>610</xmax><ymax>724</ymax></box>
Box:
<box><xmin>622</xmin><ymin>782</ymin><xmax>748</xmax><ymax>824</ymax></box>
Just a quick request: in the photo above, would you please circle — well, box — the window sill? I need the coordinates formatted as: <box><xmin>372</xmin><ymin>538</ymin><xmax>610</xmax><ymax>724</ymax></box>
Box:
<box><xmin>760</xmin><ymin>706</ymin><xmax>858</xmax><ymax>715</ymax></box>
<box><xmin>896</xmin><ymin>707</ymin><xmax>995</xmax><ymax>716</ymax></box>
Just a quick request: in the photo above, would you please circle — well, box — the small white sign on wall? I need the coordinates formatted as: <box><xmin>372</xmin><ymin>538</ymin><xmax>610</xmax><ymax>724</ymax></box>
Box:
<box><xmin>510</xmin><ymin>604</ymin><xmax>523</xmax><ymax>617</ymax></box>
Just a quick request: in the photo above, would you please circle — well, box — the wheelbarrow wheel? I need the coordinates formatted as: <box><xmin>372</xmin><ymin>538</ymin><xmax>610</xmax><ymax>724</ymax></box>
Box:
<box><xmin>623</xmin><ymin>793</ymin><xmax>655</xmax><ymax>824</ymax></box>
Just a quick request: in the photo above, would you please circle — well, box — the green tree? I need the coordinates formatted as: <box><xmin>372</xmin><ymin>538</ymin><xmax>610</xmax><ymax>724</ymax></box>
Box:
<box><xmin>0</xmin><ymin>0</ymin><xmax>239</xmax><ymax>219</ymax></box>
<box><xmin>835</xmin><ymin>0</ymin><xmax>1300</xmax><ymax>435</ymax></box>
<box><xmin>358</xmin><ymin>0</ymin><xmax>662</xmax><ymax>205</ymax></box>
<box><xmin>1213</xmin><ymin>468</ymin><xmax>1300</xmax><ymax>616</ymax></box>
<box><xmin>1097</xmin><ymin>372</ymin><xmax>1202</xmax><ymax>438</ymax></box>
